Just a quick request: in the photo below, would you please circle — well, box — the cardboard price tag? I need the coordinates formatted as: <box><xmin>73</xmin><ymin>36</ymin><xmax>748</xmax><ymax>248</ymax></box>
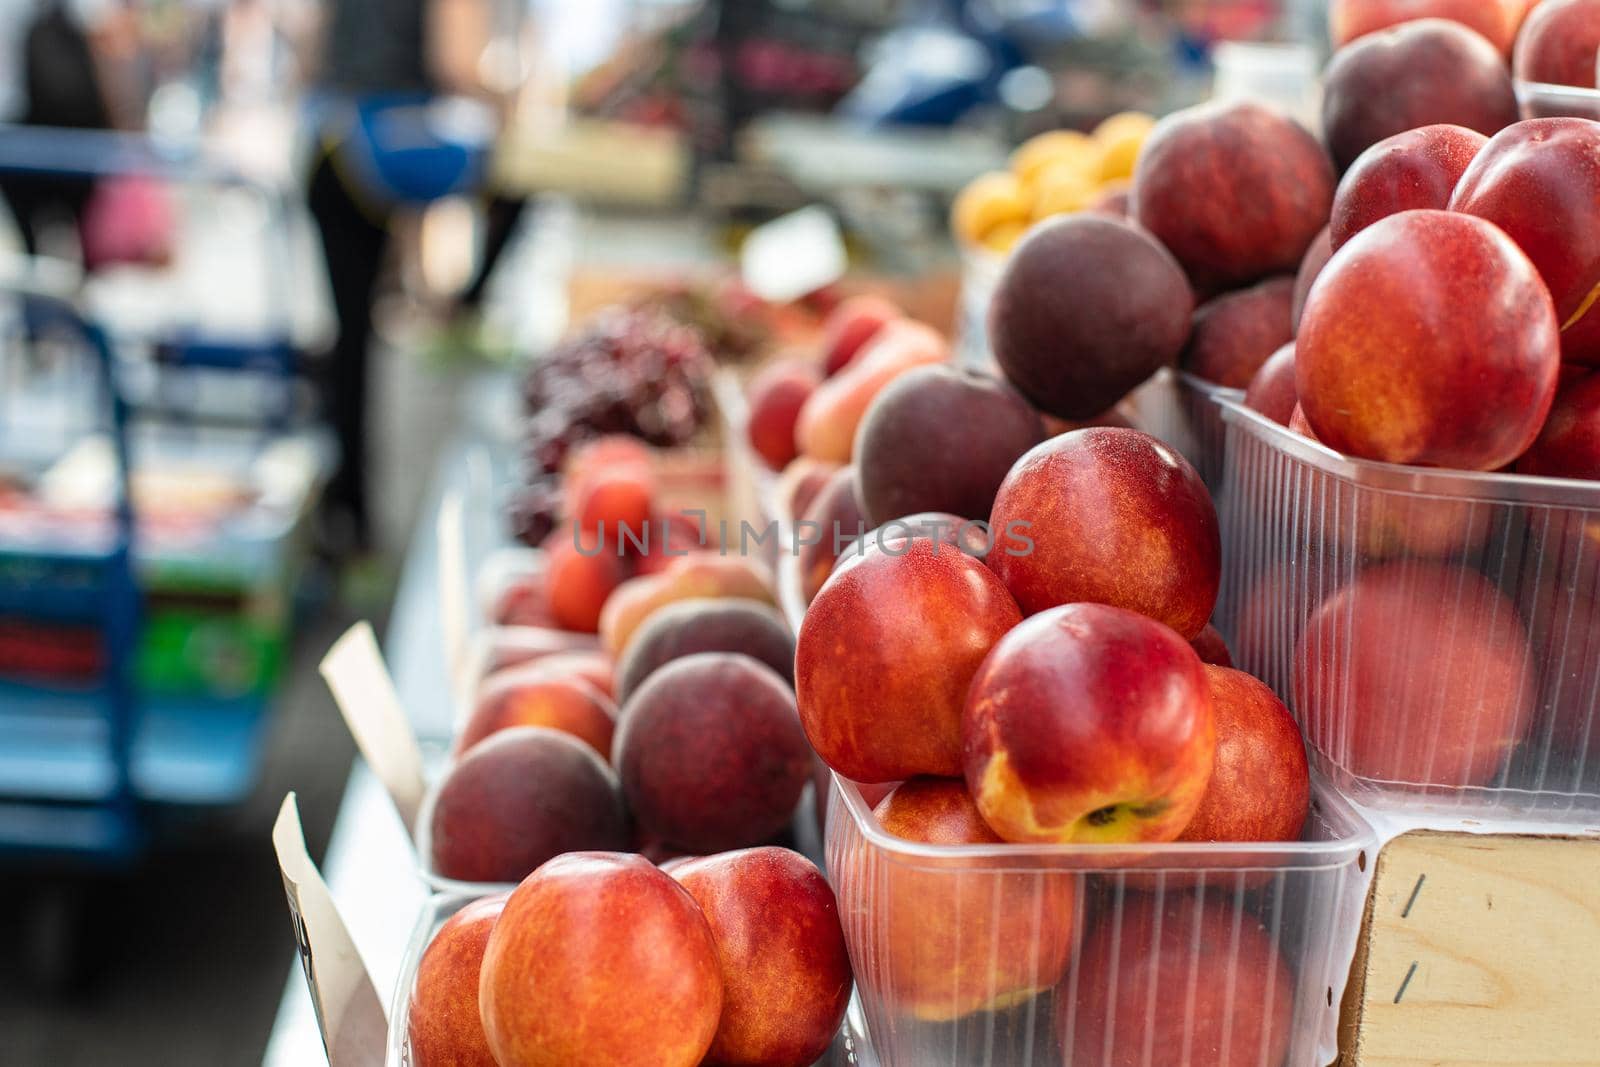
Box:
<box><xmin>320</xmin><ymin>622</ymin><xmax>428</xmax><ymax>837</ymax></box>
<box><xmin>273</xmin><ymin>794</ymin><xmax>387</xmax><ymax>1067</ymax></box>
<box><xmin>741</xmin><ymin>205</ymin><xmax>847</xmax><ymax>304</ymax></box>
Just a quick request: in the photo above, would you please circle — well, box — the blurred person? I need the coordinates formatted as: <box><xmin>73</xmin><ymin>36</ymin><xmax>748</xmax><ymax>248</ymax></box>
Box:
<box><xmin>302</xmin><ymin>0</ymin><xmax>496</xmax><ymax>553</ymax></box>
<box><xmin>0</xmin><ymin>0</ymin><xmax>142</xmax><ymax>256</ymax></box>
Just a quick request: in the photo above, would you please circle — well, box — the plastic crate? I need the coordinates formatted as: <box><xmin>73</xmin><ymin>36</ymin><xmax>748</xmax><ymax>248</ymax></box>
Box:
<box><xmin>1123</xmin><ymin>369</ymin><xmax>1240</xmax><ymax>490</ymax></box>
<box><xmin>825</xmin><ymin>774</ymin><xmax>1375</xmax><ymax>1067</ymax></box>
<box><xmin>386</xmin><ymin>893</ymin><xmax>877</xmax><ymax>1066</ymax></box>
<box><xmin>1517</xmin><ymin>79</ymin><xmax>1600</xmax><ymax>121</ymax></box>
<box><xmin>1215</xmin><ymin>398</ymin><xmax>1600</xmax><ymax>818</ymax></box>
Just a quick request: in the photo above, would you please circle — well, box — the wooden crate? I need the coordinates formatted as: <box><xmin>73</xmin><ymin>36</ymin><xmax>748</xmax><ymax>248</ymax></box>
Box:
<box><xmin>1340</xmin><ymin>830</ymin><xmax>1600</xmax><ymax>1066</ymax></box>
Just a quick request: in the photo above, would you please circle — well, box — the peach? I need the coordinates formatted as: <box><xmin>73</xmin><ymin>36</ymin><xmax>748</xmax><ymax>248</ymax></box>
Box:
<box><xmin>615</xmin><ymin>654</ymin><xmax>812</xmax><ymax>853</ymax></box>
<box><xmin>821</xmin><ymin>295</ymin><xmax>900</xmax><ymax>377</ymax></box>
<box><xmin>1290</xmin><ymin>225</ymin><xmax>1333</xmax><ymax>332</ymax></box>
<box><xmin>775</xmin><ymin>456</ymin><xmax>840</xmax><ymax>522</ymax></box>
<box><xmin>1063</xmin><ymin>894</ymin><xmax>1294</xmax><ymax>1067</ymax></box>
<box><xmin>1518</xmin><ymin>370</ymin><xmax>1600</xmax><ymax>478</ymax></box>
<box><xmin>855</xmin><ymin>365</ymin><xmax>1044</xmax><ymax>527</ymax></box>
<box><xmin>1180</xmin><ymin>276</ymin><xmax>1296</xmax><ymax>388</ymax></box>
<box><xmin>599</xmin><ymin>554</ymin><xmax>775</xmax><ymax>658</ymax></box>
<box><xmin>457</xmin><ymin>672</ymin><xmax>617</xmax><ymax>759</ymax></box>
<box><xmin>1514</xmin><ymin>0</ymin><xmax>1600</xmax><ymax>88</ymax></box>
<box><xmin>1190</xmin><ymin>624</ymin><xmax>1234</xmax><ymax>668</ymax></box>
<box><xmin>987</xmin><ymin>428</ymin><xmax>1221</xmax><ymax>639</ymax></box>
<box><xmin>1330</xmin><ymin>0</ymin><xmax>1523</xmax><ymax>53</ymax></box>
<box><xmin>479</xmin><ymin>852</ymin><xmax>722</xmax><ymax>1067</ymax></box>
<box><xmin>1294</xmin><ymin>563</ymin><xmax>1537</xmax><ymax>787</ymax></box>
<box><xmin>481</xmin><ymin>630</ymin><xmax>603</xmax><ymax>674</ymax></box>
<box><xmin>543</xmin><ymin>527</ymin><xmax>631</xmax><ymax>634</ymax></box>
<box><xmin>869</xmin><ymin>779</ymin><xmax>1079</xmax><ymax>1020</ymax></box>
<box><xmin>795</xmin><ymin>466</ymin><xmax>867</xmax><ymax>604</ymax></box>
<box><xmin>614</xmin><ymin>597</ymin><xmax>793</xmax><ymax>702</ymax></box>
<box><xmin>795</xmin><ymin>319</ymin><xmax>949</xmax><ymax>463</ymax></box>
<box><xmin>1133</xmin><ymin>101</ymin><xmax>1334</xmax><ymax>291</ymax></box>
<box><xmin>407</xmin><ymin>894</ymin><xmax>507</xmax><ymax>1067</ymax></box>
<box><xmin>1330</xmin><ymin>124</ymin><xmax>1486</xmax><ymax>251</ymax></box>
<box><xmin>1521</xmin><ymin>573</ymin><xmax>1600</xmax><ymax>779</ymax></box>
<box><xmin>1297</xmin><ymin>210</ymin><xmax>1559</xmax><ymax>470</ymax></box>
<box><xmin>964</xmin><ymin>603</ymin><xmax>1215</xmax><ymax>844</ymax></box>
<box><xmin>1451</xmin><ymin>119</ymin><xmax>1600</xmax><ymax>348</ymax></box>
<box><xmin>1087</xmin><ymin>182</ymin><xmax>1132</xmax><ymax>217</ymax></box>
<box><xmin>564</xmin><ymin>435</ymin><xmax>653</xmax><ymax>487</ymax></box>
<box><xmin>669</xmin><ymin>848</ymin><xmax>852</xmax><ymax>1067</ymax></box>
<box><xmin>795</xmin><ymin>537</ymin><xmax>1022</xmax><ymax>782</ymax></box>
<box><xmin>1180</xmin><ymin>666</ymin><xmax>1309</xmax><ymax>844</ymax></box>
<box><xmin>1244</xmin><ymin>342</ymin><xmax>1299</xmax><ymax>425</ymax></box>
<box><xmin>491</xmin><ymin>573</ymin><xmax>554</xmax><ymax>628</ymax></box>
<box><xmin>989</xmin><ymin>215</ymin><xmax>1193</xmax><ymax>420</ymax></box>
<box><xmin>428</xmin><ymin>727</ymin><xmax>630</xmax><ymax>884</ymax></box>
<box><xmin>746</xmin><ymin>358</ymin><xmax>820</xmax><ymax>471</ymax></box>
<box><xmin>480</xmin><ymin>647</ymin><xmax>613</xmax><ymax>695</ymax></box>
<box><xmin>863</xmin><ymin>511</ymin><xmax>993</xmax><ymax>560</ymax></box>
<box><xmin>1321</xmin><ymin>19</ymin><xmax>1518</xmax><ymax>172</ymax></box>
<box><xmin>633</xmin><ymin>511</ymin><xmax>708</xmax><ymax>575</ymax></box>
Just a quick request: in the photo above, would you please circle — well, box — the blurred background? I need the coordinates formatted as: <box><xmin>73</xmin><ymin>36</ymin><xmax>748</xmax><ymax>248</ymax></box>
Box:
<box><xmin>0</xmin><ymin>1</ymin><xmax>1327</xmax><ymax>1063</ymax></box>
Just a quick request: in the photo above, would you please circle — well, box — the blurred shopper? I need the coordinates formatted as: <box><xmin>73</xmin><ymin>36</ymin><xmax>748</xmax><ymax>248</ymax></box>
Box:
<box><xmin>303</xmin><ymin>0</ymin><xmax>494</xmax><ymax>552</ymax></box>
<box><xmin>0</xmin><ymin>0</ymin><xmax>141</xmax><ymax>256</ymax></box>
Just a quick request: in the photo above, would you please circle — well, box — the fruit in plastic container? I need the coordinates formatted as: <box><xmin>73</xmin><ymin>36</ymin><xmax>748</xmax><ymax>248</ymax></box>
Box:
<box><xmin>1321</xmin><ymin>19</ymin><xmax>1518</xmax><ymax>172</ymax></box>
<box><xmin>615</xmin><ymin>654</ymin><xmax>812</xmax><ymax>853</ymax></box>
<box><xmin>428</xmin><ymin>727</ymin><xmax>630</xmax><ymax>884</ymax></box>
<box><xmin>615</xmin><ymin>598</ymin><xmax>794</xmax><ymax>702</ymax></box>
<box><xmin>1179</xmin><ymin>665</ymin><xmax>1309</xmax><ymax>844</ymax></box>
<box><xmin>1063</xmin><ymin>893</ymin><xmax>1295</xmax><ymax>1067</ymax></box>
<box><xmin>1293</xmin><ymin>562</ymin><xmax>1537</xmax><ymax>788</ymax></box>
<box><xmin>1296</xmin><ymin>210</ymin><xmax>1559</xmax><ymax>471</ymax></box>
<box><xmin>1133</xmin><ymin>100</ymin><xmax>1334</xmax><ymax>291</ymax></box>
<box><xmin>964</xmin><ymin>603</ymin><xmax>1215</xmax><ymax>845</ymax></box>
<box><xmin>1330</xmin><ymin>124</ymin><xmax>1487</xmax><ymax>250</ymax></box>
<box><xmin>1290</xmin><ymin>226</ymin><xmax>1333</xmax><ymax>332</ymax></box>
<box><xmin>989</xmin><ymin>215</ymin><xmax>1193</xmax><ymax>421</ymax></box>
<box><xmin>986</xmin><ymin>428</ymin><xmax>1221</xmax><ymax>639</ymax></box>
<box><xmin>1244</xmin><ymin>342</ymin><xmax>1299</xmax><ymax>425</ymax></box>
<box><xmin>457</xmin><ymin>673</ymin><xmax>618</xmax><ymax>760</ymax></box>
<box><xmin>1180</xmin><ymin>276</ymin><xmax>1297</xmax><ymax>388</ymax></box>
<box><xmin>1514</xmin><ymin>0</ymin><xmax>1600</xmax><ymax>89</ymax></box>
<box><xmin>795</xmin><ymin>319</ymin><xmax>950</xmax><ymax>463</ymax></box>
<box><xmin>855</xmin><ymin>365</ymin><xmax>1045</xmax><ymax>527</ymax></box>
<box><xmin>544</xmin><ymin>527</ymin><xmax>631</xmax><ymax>634</ymax></box>
<box><xmin>669</xmin><ymin>848</ymin><xmax>852</xmax><ymax>1067</ymax></box>
<box><xmin>795</xmin><ymin>537</ymin><xmax>1022</xmax><ymax>783</ymax></box>
<box><xmin>479</xmin><ymin>852</ymin><xmax>723</xmax><ymax>1067</ymax></box>
<box><xmin>407</xmin><ymin>894</ymin><xmax>507</xmax><ymax>1067</ymax></box>
<box><xmin>868</xmin><ymin>778</ymin><xmax>1079</xmax><ymax>1021</ymax></box>
<box><xmin>1330</xmin><ymin>0</ymin><xmax>1523</xmax><ymax>53</ymax></box>
<box><xmin>745</xmin><ymin>358</ymin><xmax>821</xmax><ymax>471</ymax></box>
<box><xmin>567</xmin><ymin>443</ymin><xmax>656</xmax><ymax>541</ymax></box>
<box><xmin>1190</xmin><ymin>623</ymin><xmax>1234</xmax><ymax>668</ymax></box>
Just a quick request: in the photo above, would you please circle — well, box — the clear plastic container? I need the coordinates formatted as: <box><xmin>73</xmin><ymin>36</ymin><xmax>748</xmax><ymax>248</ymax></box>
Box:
<box><xmin>825</xmin><ymin>774</ymin><xmax>1376</xmax><ymax>1067</ymax></box>
<box><xmin>1214</xmin><ymin>398</ymin><xmax>1600</xmax><ymax>818</ymax></box>
<box><xmin>387</xmin><ymin>892</ymin><xmax>876</xmax><ymax>1066</ymax></box>
<box><xmin>1516</xmin><ymin>79</ymin><xmax>1600</xmax><ymax>121</ymax></box>
<box><xmin>1124</xmin><ymin>369</ymin><xmax>1241</xmax><ymax>490</ymax></box>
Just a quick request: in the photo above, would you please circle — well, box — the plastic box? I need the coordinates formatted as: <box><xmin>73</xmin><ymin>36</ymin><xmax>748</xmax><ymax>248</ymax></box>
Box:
<box><xmin>1123</xmin><ymin>369</ymin><xmax>1240</xmax><ymax>490</ymax></box>
<box><xmin>825</xmin><ymin>774</ymin><xmax>1376</xmax><ymax>1067</ymax></box>
<box><xmin>386</xmin><ymin>893</ymin><xmax>876</xmax><ymax>1066</ymax></box>
<box><xmin>1215</xmin><ymin>399</ymin><xmax>1600</xmax><ymax>818</ymax></box>
<box><xmin>1517</xmin><ymin>79</ymin><xmax>1600</xmax><ymax>121</ymax></box>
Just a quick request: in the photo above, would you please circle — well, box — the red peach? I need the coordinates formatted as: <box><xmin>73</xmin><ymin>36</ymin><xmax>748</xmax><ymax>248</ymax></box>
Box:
<box><xmin>1294</xmin><ymin>563</ymin><xmax>1537</xmax><ymax>787</ymax></box>
<box><xmin>1062</xmin><ymin>893</ymin><xmax>1294</xmax><ymax>1067</ymax></box>
<box><xmin>1514</xmin><ymin>0</ymin><xmax>1600</xmax><ymax>88</ymax></box>
<box><xmin>964</xmin><ymin>603</ymin><xmax>1215</xmax><ymax>844</ymax></box>
<box><xmin>669</xmin><ymin>848</ymin><xmax>852</xmax><ymax>1067</ymax></box>
<box><xmin>1244</xmin><ymin>343</ymin><xmax>1299</xmax><ymax>425</ymax></box>
<box><xmin>1133</xmin><ymin>100</ymin><xmax>1334</xmax><ymax>291</ymax></box>
<box><xmin>1321</xmin><ymin>19</ymin><xmax>1519</xmax><ymax>172</ymax></box>
<box><xmin>1330</xmin><ymin>124</ymin><xmax>1487</xmax><ymax>251</ymax></box>
<box><xmin>868</xmin><ymin>779</ymin><xmax>1079</xmax><ymax>1021</ymax></box>
<box><xmin>820</xmin><ymin>294</ymin><xmax>900</xmax><ymax>377</ymax></box>
<box><xmin>407</xmin><ymin>895</ymin><xmax>507</xmax><ymax>1067</ymax></box>
<box><xmin>1180</xmin><ymin>666</ymin><xmax>1309</xmax><ymax>844</ymax></box>
<box><xmin>987</xmin><ymin>428</ymin><xmax>1221</xmax><ymax>639</ymax></box>
<box><xmin>615</xmin><ymin>654</ymin><xmax>812</xmax><ymax>853</ymax></box>
<box><xmin>1296</xmin><ymin>210</ymin><xmax>1559</xmax><ymax>470</ymax></box>
<box><xmin>457</xmin><ymin>672</ymin><xmax>617</xmax><ymax>759</ymax></box>
<box><xmin>795</xmin><ymin>537</ymin><xmax>1022</xmax><ymax>782</ymax></box>
<box><xmin>480</xmin><ymin>643</ymin><xmax>610</xmax><ymax>687</ymax></box>
<box><xmin>1190</xmin><ymin>624</ymin><xmax>1235</xmax><ymax>668</ymax></box>
<box><xmin>543</xmin><ymin>528</ymin><xmax>631</xmax><ymax>634</ymax></box>
<box><xmin>479</xmin><ymin>852</ymin><xmax>723</xmax><ymax>1067</ymax></box>
<box><xmin>746</xmin><ymin>358</ymin><xmax>821</xmax><ymax>471</ymax></box>
<box><xmin>428</xmin><ymin>727</ymin><xmax>630</xmax><ymax>884</ymax></box>
<box><xmin>796</xmin><ymin>466</ymin><xmax>867</xmax><ymax>604</ymax></box>
<box><xmin>775</xmin><ymin>457</ymin><xmax>840</xmax><ymax>522</ymax></box>
<box><xmin>1181</xmin><ymin>276</ymin><xmax>1297</xmax><ymax>388</ymax></box>
<box><xmin>633</xmin><ymin>511</ymin><xmax>708</xmax><ymax>575</ymax></box>
<box><xmin>1519</xmin><ymin>370</ymin><xmax>1600</xmax><ymax>478</ymax></box>
<box><xmin>1290</xmin><ymin>226</ymin><xmax>1333</xmax><ymax>332</ymax></box>
<box><xmin>1330</xmin><ymin>0</ymin><xmax>1523</xmax><ymax>53</ymax></box>
<box><xmin>795</xmin><ymin>319</ymin><xmax>949</xmax><ymax>463</ymax></box>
